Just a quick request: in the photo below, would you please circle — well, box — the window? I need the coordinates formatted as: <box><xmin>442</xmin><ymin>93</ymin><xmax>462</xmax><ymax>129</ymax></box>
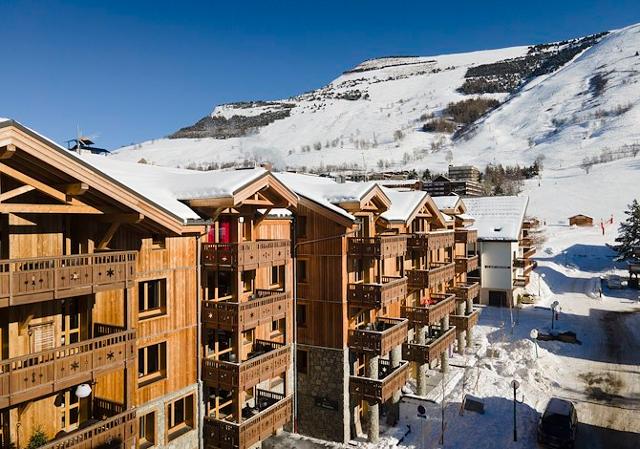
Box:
<box><xmin>151</xmin><ymin>234</ymin><xmax>165</xmax><ymax>249</ymax></box>
<box><xmin>297</xmin><ymin>349</ymin><xmax>308</xmax><ymax>375</ymax></box>
<box><xmin>167</xmin><ymin>394</ymin><xmax>194</xmax><ymax>441</ymax></box>
<box><xmin>296</xmin><ymin>304</ymin><xmax>307</xmax><ymax>327</ymax></box>
<box><xmin>138</xmin><ymin>279</ymin><xmax>167</xmax><ymax>319</ymax></box>
<box><xmin>241</xmin><ymin>270</ymin><xmax>254</xmax><ymax>293</ymax></box>
<box><xmin>138</xmin><ymin>343</ymin><xmax>166</xmax><ymax>385</ymax></box>
<box><xmin>296</xmin><ymin>260</ymin><xmax>308</xmax><ymax>283</ymax></box>
<box><xmin>271</xmin><ymin>318</ymin><xmax>285</xmax><ymax>336</ymax></box>
<box><xmin>138</xmin><ymin>411</ymin><xmax>156</xmax><ymax>449</ymax></box>
<box><xmin>271</xmin><ymin>266</ymin><xmax>285</xmax><ymax>287</ymax></box>
<box><xmin>296</xmin><ymin>216</ymin><xmax>307</xmax><ymax>238</ymax></box>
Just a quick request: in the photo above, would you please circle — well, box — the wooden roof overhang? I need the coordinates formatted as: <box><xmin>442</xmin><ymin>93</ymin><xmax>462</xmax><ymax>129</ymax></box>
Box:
<box><xmin>339</xmin><ymin>184</ymin><xmax>391</xmax><ymax>216</ymax></box>
<box><xmin>0</xmin><ymin>120</ymin><xmax>200</xmax><ymax>236</ymax></box>
<box><xmin>185</xmin><ymin>171</ymin><xmax>298</xmax><ymax>219</ymax></box>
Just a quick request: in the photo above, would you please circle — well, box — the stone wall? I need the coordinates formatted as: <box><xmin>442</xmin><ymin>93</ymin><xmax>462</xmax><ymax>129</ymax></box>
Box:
<box><xmin>136</xmin><ymin>383</ymin><xmax>199</xmax><ymax>449</ymax></box>
<box><xmin>296</xmin><ymin>345</ymin><xmax>350</xmax><ymax>442</ymax></box>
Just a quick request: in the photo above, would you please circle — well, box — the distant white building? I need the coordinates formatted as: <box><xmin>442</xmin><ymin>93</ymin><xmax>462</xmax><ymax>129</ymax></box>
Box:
<box><xmin>462</xmin><ymin>196</ymin><xmax>533</xmax><ymax>307</ymax></box>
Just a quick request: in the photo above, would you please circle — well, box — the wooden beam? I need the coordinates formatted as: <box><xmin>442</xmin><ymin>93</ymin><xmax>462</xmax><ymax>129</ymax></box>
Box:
<box><xmin>0</xmin><ymin>185</ymin><xmax>35</xmax><ymax>202</ymax></box>
<box><xmin>65</xmin><ymin>182</ymin><xmax>89</xmax><ymax>196</ymax></box>
<box><xmin>99</xmin><ymin>213</ymin><xmax>144</xmax><ymax>224</ymax></box>
<box><xmin>255</xmin><ymin>208</ymin><xmax>273</xmax><ymax>226</ymax></box>
<box><xmin>0</xmin><ymin>162</ymin><xmax>67</xmax><ymax>202</ymax></box>
<box><xmin>97</xmin><ymin>222</ymin><xmax>120</xmax><ymax>250</ymax></box>
<box><xmin>187</xmin><ymin>197</ymin><xmax>235</xmax><ymax>208</ymax></box>
<box><xmin>0</xmin><ymin>144</ymin><xmax>16</xmax><ymax>160</ymax></box>
<box><xmin>0</xmin><ymin>203</ymin><xmax>104</xmax><ymax>214</ymax></box>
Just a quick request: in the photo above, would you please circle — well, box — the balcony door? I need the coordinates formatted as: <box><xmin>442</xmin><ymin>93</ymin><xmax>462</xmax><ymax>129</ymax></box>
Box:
<box><xmin>61</xmin><ymin>299</ymin><xmax>81</xmax><ymax>346</ymax></box>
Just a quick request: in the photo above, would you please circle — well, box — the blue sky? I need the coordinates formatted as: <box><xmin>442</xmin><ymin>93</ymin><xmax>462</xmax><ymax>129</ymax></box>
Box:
<box><xmin>2</xmin><ymin>0</ymin><xmax>638</xmax><ymax>149</ymax></box>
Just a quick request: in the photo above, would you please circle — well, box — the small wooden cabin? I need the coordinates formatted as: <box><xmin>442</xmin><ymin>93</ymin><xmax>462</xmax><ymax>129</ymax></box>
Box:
<box><xmin>568</xmin><ymin>214</ymin><xmax>593</xmax><ymax>227</ymax></box>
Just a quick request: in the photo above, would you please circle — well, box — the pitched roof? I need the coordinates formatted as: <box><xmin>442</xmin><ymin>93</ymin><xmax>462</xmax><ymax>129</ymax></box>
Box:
<box><xmin>379</xmin><ymin>187</ymin><xmax>428</xmax><ymax>223</ymax></box>
<box><xmin>463</xmin><ymin>196</ymin><xmax>529</xmax><ymax>241</ymax></box>
<box><xmin>274</xmin><ymin>173</ymin><xmax>390</xmax><ymax>222</ymax></box>
<box><xmin>433</xmin><ymin>195</ymin><xmax>461</xmax><ymax>211</ymax></box>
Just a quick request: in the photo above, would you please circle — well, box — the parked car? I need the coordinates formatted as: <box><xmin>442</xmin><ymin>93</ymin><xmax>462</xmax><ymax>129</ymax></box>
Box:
<box><xmin>519</xmin><ymin>293</ymin><xmax>538</xmax><ymax>304</ymax></box>
<box><xmin>537</xmin><ymin>398</ymin><xmax>578</xmax><ymax>448</ymax></box>
<box><xmin>606</xmin><ymin>275</ymin><xmax>623</xmax><ymax>289</ymax></box>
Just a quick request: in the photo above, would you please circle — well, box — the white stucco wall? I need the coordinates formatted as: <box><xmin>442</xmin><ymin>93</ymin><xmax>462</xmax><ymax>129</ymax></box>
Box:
<box><xmin>479</xmin><ymin>241</ymin><xmax>516</xmax><ymax>290</ymax></box>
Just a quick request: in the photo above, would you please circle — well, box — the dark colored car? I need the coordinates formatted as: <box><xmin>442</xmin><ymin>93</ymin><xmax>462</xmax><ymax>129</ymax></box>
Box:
<box><xmin>537</xmin><ymin>398</ymin><xmax>578</xmax><ymax>448</ymax></box>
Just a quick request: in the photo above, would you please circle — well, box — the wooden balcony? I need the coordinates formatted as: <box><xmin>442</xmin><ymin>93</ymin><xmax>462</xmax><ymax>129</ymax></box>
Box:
<box><xmin>202</xmin><ymin>240</ymin><xmax>290</xmax><ymax>270</ymax></box>
<box><xmin>347</xmin><ymin>276</ymin><xmax>407</xmax><ymax>309</ymax></box>
<box><xmin>0</xmin><ymin>251</ymin><xmax>136</xmax><ymax>308</ymax></box>
<box><xmin>450</xmin><ymin>309</ymin><xmax>481</xmax><ymax>332</ymax></box>
<box><xmin>349</xmin><ymin>359</ymin><xmax>409</xmax><ymax>404</ymax></box>
<box><xmin>523</xmin><ymin>218</ymin><xmax>540</xmax><ymax>230</ymax></box>
<box><xmin>454</xmin><ymin>255</ymin><xmax>479</xmax><ymax>274</ymax></box>
<box><xmin>401</xmin><ymin>293</ymin><xmax>456</xmax><ymax>326</ymax></box>
<box><xmin>522</xmin><ymin>247</ymin><xmax>536</xmax><ymax>258</ymax></box>
<box><xmin>402</xmin><ymin>327</ymin><xmax>456</xmax><ymax>365</ymax></box>
<box><xmin>514</xmin><ymin>276</ymin><xmax>529</xmax><ymax>287</ymax></box>
<box><xmin>407</xmin><ymin>230</ymin><xmax>455</xmax><ymax>253</ymax></box>
<box><xmin>454</xmin><ymin>229</ymin><xmax>478</xmax><ymax>244</ymax></box>
<box><xmin>407</xmin><ymin>262</ymin><xmax>455</xmax><ymax>290</ymax></box>
<box><xmin>347</xmin><ymin>235</ymin><xmax>407</xmax><ymax>259</ymax></box>
<box><xmin>202</xmin><ymin>341</ymin><xmax>290</xmax><ymax>391</ymax></box>
<box><xmin>447</xmin><ymin>280</ymin><xmax>480</xmax><ymax>302</ymax></box>
<box><xmin>39</xmin><ymin>409</ymin><xmax>137</xmax><ymax>449</ymax></box>
<box><xmin>203</xmin><ymin>392</ymin><xmax>292</xmax><ymax>449</ymax></box>
<box><xmin>348</xmin><ymin>317</ymin><xmax>408</xmax><ymax>356</ymax></box>
<box><xmin>0</xmin><ymin>328</ymin><xmax>135</xmax><ymax>408</ymax></box>
<box><xmin>202</xmin><ymin>289</ymin><xmax>291</xmax><ymax>332</ymax></box>
<box><xmin>519</xmin><ymin>237</ymin><xmax>534</xmax><ymax>247</ymax></box>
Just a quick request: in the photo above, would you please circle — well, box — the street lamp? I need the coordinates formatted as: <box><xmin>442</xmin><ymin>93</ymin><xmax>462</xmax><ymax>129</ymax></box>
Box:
<box><xmin>511</xmin><ymin>379</ymin><xmax>520</xmax><ymax>442</ymax></box>
<box><xmin>530</xmin><ymin>329</ymin><xmax>539</xmax><ymax>359</ymax></box>
<box><xmin>550</xmin><ymin>300</ymin><xmax>559</xmax><ymax>330</ymax></box>
<box><xmin>538</xmin><ymin>273</ymin><xmax>546</xmax><ymax>298</ymax></box>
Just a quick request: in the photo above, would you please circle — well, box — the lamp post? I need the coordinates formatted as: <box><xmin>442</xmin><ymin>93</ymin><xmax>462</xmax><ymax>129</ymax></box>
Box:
<box><xmin>511</xmin><ymin>379</ymin><xmax>520</xmax><ymax>442</ymax></box>
<box><xmin>530</xmin><ymin>329</ymin><xmax>539</xmax><ymax>358</ymax></box>
<box><xmin>550</xmin><ymin>300</ymin><xmax>559</xmax><ymax>330</ymax></box>
<box><xmin>538</xmin><ymin>273</ymin><xmax>546</xmax><ymax>298</ymax></box>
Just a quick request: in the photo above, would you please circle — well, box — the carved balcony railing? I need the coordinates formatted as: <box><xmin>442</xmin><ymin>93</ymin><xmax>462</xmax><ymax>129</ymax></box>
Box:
<box><xmin>202</xmin><ymin>341</ymin><xmax>290</xmax><ymax>391</ymax></box>
<box><xmin>347</xmin><ymin>276</ymin><xmax>407</xmax><ymax>309</ymax></box>
<box><xmin>521</xmin><ymin>246</ymin><xmax>536</xmax><ymax>259</ymax></box>
<box><xmin>454</xmin><ymin>255</ymin><xmax>479</xmax><ymax>274</ymax></box>
<box><xmin>348</xmin><ymin>317</ymin><xmax>408</xmax><ymax>356</ymax></box>
<box><xmin>514</xmin><ymin>276</ymin><xmax>528</xmax><ymax>287</ymax></box>
<box><xmin>349</xmin><ymin>359</ymin><xmax>410</xmax><ymax>404</ymax></box>
<box><xmin>38</xmin><ymin>409</ymin><xmax>137</xmax><ymax>449</ymax></box>
<box><xmin>454</xmin><ymin>229</ymin><xmax>478</xmax><ymax>244</ymax></box>
<box><xmin>447</xmin><ymin>280</ymin><xmax>480</xmax><ymax>303</ymax></box>
<box><xmin>407</xmin><ymin>230</ymin><xmax>455</xmax><ymax>253</ymax></box>
<box><xmin>450</xmin><ymin>309</ymin><xmax>481</xmax><ymax>332</ymax></box>
<box><xmin>402</xmin><ymin>326</ymin><xmax>456</xmax><ymax>365</ymax></box>
<box><xmin>0</xmin><ymin>251</ymin><xmax>137</xmax><ymax>308</ymax></box>
<box><xmin>519</xmin><ymin>237</ymin><xmax>534</xmax><ymax>248</ymax></box>
<box><xmin>202</xmin><ymin>289</ymin><xmax>291</xmax><ymax>332</ymax></box>
<box><xmin>0</xmin><ymin>329</ymin><xmax>135</xmax><ymax>408</ymax></box>
<box><xmin>407</xmin><ymin>262</ymin><xmax>455</xmax><ymax>290</ymax></box>
<box><xmin>202</xmin><ymin>240</ymin><xmax>290</xmax><ymax>270</ymax></box>
<box><xmin>401</xmin><ymin>293</ymin><xmax>456</xmax><ymax>326</ymax></box>
<box><xmin>203</xmin><ymin>392</ymin><xmax>292</xmax><ymax>449</ymax></box>
<box><xmin>347</xmin><ymin>235</ymin><xmax>407</xmax><ymax>259</ymax></box>
<box><xmin>523</xmin><ymin>218</ymin><xmax>540</xmax><ymax>230</ymax></box>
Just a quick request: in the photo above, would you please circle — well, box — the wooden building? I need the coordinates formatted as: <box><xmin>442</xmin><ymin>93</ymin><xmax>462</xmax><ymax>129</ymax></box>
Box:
<box><xmin>0</xmin><ymin>119</ymin><xmax>202</xmax><ymax>449</ymax></box>
<box><xmin>568</xmin><ymin>214</ymin><xmax>593</xmax><ymax>227</ymax></box>
<box><xmin>275</xmin><ymin>174</ymin><xmax>481</xmax><ymax>444</ymax></box>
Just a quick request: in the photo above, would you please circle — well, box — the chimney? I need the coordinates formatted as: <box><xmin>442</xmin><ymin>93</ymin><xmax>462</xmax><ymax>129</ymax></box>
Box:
<box><xmin>260</xmin><ymin>162</ymin><xmax>273</xmax><ymax>172</ymax></box>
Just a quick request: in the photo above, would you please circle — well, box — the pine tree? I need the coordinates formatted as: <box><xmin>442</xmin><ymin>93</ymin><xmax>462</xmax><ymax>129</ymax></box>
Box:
<box><xmin>614</xmin><ymin>199</ymin><xmax>640</xmax><ymax>261</ymax></box>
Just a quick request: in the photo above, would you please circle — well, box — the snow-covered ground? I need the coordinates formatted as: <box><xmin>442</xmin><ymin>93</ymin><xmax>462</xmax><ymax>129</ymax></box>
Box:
<box><xmin>268</xmin><ymin>224</ymin><xmax>640</xmax><ymax>449</ymax></box>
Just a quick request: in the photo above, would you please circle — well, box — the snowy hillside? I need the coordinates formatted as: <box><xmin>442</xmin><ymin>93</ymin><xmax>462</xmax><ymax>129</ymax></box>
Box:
<box><xmin>113</xmin><ymin>23</ymin><xmax>640</xmax><ymax>176</ymax></box>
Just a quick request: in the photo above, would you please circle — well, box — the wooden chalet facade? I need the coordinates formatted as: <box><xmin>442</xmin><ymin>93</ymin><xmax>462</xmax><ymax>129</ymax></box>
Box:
<box><xmin>0</xmin><ymin>120</ymin><xmax>201</xmax><ymax>449</ymax></box>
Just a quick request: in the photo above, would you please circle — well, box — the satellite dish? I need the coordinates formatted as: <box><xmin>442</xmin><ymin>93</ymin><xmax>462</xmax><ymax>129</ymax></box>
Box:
<box><xmin>530</xmin><ymin>329</ymin><xmax>539</xmax><ymax>339</ymax></box>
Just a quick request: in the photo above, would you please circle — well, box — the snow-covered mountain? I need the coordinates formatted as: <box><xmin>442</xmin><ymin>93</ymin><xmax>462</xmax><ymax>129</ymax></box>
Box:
<box><xmin>113</xmin><ymin>24</ymin><xmax>640</xmax><ymax>176</ymax></box>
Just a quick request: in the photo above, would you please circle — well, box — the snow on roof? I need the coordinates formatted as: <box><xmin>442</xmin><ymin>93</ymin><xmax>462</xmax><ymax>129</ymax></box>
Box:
<box><xmin>379</xmin><ymin>187</ymin><xmax>427</xmax><ymax>223</ymax></box>
<box><xmin>463</xmin><ymin>196</ymin><xmax>529</xmax><ymax>241</ymax></box>
<box><xmin>0</xmin><ymin>118</ymin><xmax>8</xmax><ymax>123</ymax></box>
<box><xmin>275</xmin><ymin>173</ymin><xmax>386</xmax><ymax>221</ymax></box>
<box><xmin>442</xmin><ymin>213</ymin><xmax>455</xmax><ymax>223</ymax></box>
<box><xmin>80</xmin><ymin>154</ymin><xmax>267</xmax><ymax>222</ymax></box>
<box><xmin>433</xmin><ymin>195</ymin><xmax>460</xmax><ymax>211</ymax></box>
